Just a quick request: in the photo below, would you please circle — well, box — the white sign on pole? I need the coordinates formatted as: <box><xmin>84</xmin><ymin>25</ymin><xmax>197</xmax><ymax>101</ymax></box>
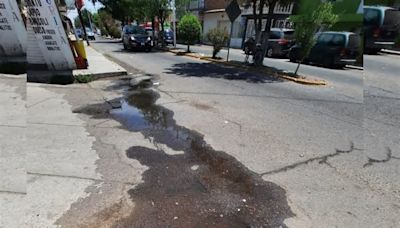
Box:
<box><xmin>26</xmin><ymin>0</ymin><xmax>76</xmax><ymax>70</ymax></box>
<box><xmin>0</xmin><ymin>0</ymin><xmax>27</xmax><ymax>57</ymax></box>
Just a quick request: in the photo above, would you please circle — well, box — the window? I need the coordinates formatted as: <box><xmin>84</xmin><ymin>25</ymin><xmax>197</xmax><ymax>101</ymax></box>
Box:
<box><xmin>124</xmin><ymin>25</ymin><xmax>146</xmax><ymax>35</ymax></box>
<box><xmin>317</xmin><ymin>34</ymin><xmax>345</xmax><ymax>46</ymax></box>
<box><xmin>269</xmin><ymin>31</ymin><xmax>281</xmax><ymax>39</ymax></box>
<box><xmin>348</xmin><ymin>35</ymin><xmax>360</xmax><ymax>48</ymax></box>
<box><xmin>364</xmin><ymin>9</ymin><xmax>381</xmax><ymax>26</ymax></box>
<box><xmin>383</xmin><ymin>9</ymin><xmax>400</xmax><ymax>26</ymax></box>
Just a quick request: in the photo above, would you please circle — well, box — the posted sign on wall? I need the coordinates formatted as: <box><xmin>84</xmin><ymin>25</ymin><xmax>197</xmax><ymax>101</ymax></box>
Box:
<box><xmin>0</xmin><ymin>0</ymin><xmax>27</xmax><ymax>57</ymax></box>
<box><xmin>26</xmin><ymin>0</ymin><xmax>76</xmax><ymax>70</ymax></box>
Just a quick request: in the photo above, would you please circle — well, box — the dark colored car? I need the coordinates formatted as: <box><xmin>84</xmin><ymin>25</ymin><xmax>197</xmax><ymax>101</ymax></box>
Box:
<box><xmin>289</xmin><ymin>32</ymin><xmax>360</xmax><ymax>68</ymax></box>
<box><xmin>163</xmin><ymin>29</ymin><xmax>174</xmax><ymax>45</ymax></box>
<box><xmin>364</xmin><ymin>6</ymin><xmax>400</xmax><ymax>54</ymax></box>
<box><xmin>265</xmin><ymin>28</ymin><xmax>295</xmax><ymax>58</ymax></box>
<box><xmin>243</xmin><ymin>28</ymin><xmax>295</xmax><ymax>58</ymax></box>
<box><xmin>122</xmin><ymin>25</ymin><xmax>154</xmax><ymax>52</ymax></box>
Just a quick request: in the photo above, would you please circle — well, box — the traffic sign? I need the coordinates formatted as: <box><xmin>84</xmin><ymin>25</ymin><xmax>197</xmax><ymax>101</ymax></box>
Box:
<box><xmin>225</xmin><ymin>0</ymin><xmax>242</xmax><ymax>23</ymax></box>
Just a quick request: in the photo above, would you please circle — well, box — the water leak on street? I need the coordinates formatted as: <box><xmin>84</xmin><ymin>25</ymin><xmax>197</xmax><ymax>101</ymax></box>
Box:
<box><xmin>75</xmin><ymin>86</ymin><xmax>294</xmax><ymax>227</ymax></box>
<box><xmin>111</xmin><ymin>88</ymin><xmax>294</xmax><ymax>227</ymax></box>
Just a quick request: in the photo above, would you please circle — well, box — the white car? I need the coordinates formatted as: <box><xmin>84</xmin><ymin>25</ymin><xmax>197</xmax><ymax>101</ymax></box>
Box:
<box><xmin>85</xmin><ymin>27</ymin><xmax>96</xmax><ymax>40</ymax></box>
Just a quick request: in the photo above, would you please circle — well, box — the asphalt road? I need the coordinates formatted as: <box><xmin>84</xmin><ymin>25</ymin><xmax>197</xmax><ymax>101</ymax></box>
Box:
<box><xmin>90</xmin><ymin>40</ymin><xmax>399</xmax><ymax>227</ymax></box>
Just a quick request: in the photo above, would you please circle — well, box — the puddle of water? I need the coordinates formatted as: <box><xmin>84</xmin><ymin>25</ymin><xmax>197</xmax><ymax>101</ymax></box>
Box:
<box><xmin>75</xmin><ymin>86</ymin><xmax>294</xmax><ymax>227</ymax></box>
<box><xmin>116</xmin><ymin>89</ymin><xmax>293</xmax><ymax>227</ymax></box>
<box><xmin>111</xmin><ymin>100</ymin><xmax>151</xmax><ymax>131</ymax></box>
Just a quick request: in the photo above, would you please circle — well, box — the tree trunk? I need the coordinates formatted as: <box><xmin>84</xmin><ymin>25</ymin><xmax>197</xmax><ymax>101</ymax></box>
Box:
<box><xmin>151</xmin><ymin>17</ymin><xmax>156</xmax><ymax>45</ymax></box>
<box><xmin>294</xmin><ymin>62</ymin><xmax>301</xmax><ymax>76</ymax></box>
<box><xmin>187</xmin><ymin>44</ymin><xmax>190</xmax><ymax>53</ymax></box>
<box><xmin>255</xmin><ymin>2</ymin><xmax>275</xmax><ymax>66</ymax></box>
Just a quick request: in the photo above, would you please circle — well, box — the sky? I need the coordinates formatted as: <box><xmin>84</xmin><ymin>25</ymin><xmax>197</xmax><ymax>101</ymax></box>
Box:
<box><xmin>66</xmin><ymin>1</ymin><xmax>104</xmax><ymax>23</ymax></box>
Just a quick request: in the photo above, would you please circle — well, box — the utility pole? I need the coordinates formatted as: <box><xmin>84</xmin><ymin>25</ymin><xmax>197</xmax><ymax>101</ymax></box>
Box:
<box><xmin>171</xmin><ymin>0</ymin><xmax>177</xmax><ymax>48</ymax></box>
<box><xmin>87</xmin><ymin>9</ymin><xmax>93</xmax><ymax>31</ymax></box>
<box><xmin>170</xmin><ymin>0</ymin><xmax>176</xmax><ymax>48</ymax></box>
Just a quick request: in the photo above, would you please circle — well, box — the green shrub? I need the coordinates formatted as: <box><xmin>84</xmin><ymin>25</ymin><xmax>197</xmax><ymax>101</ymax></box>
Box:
<box><xmin>178</xmin><ymin>14</ymin><xmax>201</xmax><ymax>52</ymax></box>
<box><xmin>206</xmin><ymin>27</ymin><xmax>230</xmax><ymax>59</ymax></box>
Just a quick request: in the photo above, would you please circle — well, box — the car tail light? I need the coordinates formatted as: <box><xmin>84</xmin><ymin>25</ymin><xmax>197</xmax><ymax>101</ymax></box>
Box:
<box><xmin>278</xmin><ymin>39</ymin><xmax>289</xmax><ymax>45</ymax></box>
<box><xmin>373</xmin><ymin>28</ymin><xmax>381</xmax><ymax>38</ymax></box>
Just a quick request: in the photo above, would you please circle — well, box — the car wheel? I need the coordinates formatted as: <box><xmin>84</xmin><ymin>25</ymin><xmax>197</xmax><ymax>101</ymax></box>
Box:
<box><xmin>266</xmin><ymin>48</ymin><xmax>273</xmax><ymax>58</ymax></box>
<box><xmin>145</xmin><ymin>48</ymin><xmax>152</xmax><ymax>52</ymax></box>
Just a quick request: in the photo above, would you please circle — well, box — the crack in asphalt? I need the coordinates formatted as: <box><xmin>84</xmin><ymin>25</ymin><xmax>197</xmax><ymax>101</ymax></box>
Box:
<box><xmin>363</xmin><ymin>147</ymin><xmax>400</xmax><ymax>168</ymax></box>
<box><xmin>261</xmin><ymin>142</ymin><xmax>363</xmax><ymax>176</ymax></box>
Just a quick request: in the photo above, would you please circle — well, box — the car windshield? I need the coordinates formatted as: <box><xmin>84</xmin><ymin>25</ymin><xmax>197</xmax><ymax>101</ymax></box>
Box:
<box><xmin>85</xmin><ymin>28</ymin><xmax>92</xmax><ymax>32</ymax></box>
<box><xmin>383</xmin><ymin>9</ymin><xmax>400</xmax><ymax>27</ymax></box>
<box><xmin>125</xmin><ymin>26</ymin><xmax>147</xmax><ymax>35</ymax></box>
<box><xmin>317</xmin><ymin>34</ymin><xmax>346</xmax><ymax>46</ymax></box>
<box><xmin>364</xmin><ymin>8</ymin><xmax>381</xmax><ymax>26</ymax></box>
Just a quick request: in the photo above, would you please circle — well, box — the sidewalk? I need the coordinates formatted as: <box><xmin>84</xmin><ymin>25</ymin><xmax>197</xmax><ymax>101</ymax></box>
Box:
<box><xmin>28</xmin><ymin>44</ymin><xmax>127</xmax><ymax>84</ymax></box>
<box><xmin>74</xmin><ymin>44</ymin><xmax>127</xmax><ymax>79</ymax></box>
<box><xmin>0</xmin><ymin>74</ymin><xmax>26</xmax><ymax>228</ymax></box>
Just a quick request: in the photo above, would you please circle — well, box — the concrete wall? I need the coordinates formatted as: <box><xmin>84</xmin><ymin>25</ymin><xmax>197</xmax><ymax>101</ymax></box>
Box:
<box><xmin>203</xmin><ymin>12</ymin><xmax>244</xmax><ymax>48</ymax></box>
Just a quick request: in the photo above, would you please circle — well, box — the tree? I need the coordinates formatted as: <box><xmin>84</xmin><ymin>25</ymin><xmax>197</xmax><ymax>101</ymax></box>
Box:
<box><xmin>74</xmin><ymin>9</ymin><xmax>92</xmax><ymax>28</ymax></box>
<box><xmin>99</xmin><ymin>0</ymin><xmax>189</xmax><ymax>46</ymax></box>
<box><xmin>206</xmin><ymin>27</ymin><xmax>230</xmax><ymax>59</ymax></box>
<box><xmin>241</xmin><ymin>0</ymin><xmax>294</xmax><ymax>66</ymax></box>
<box><xmin>290</xmin><ymin>2</ymin><xmax>338</xmax><ymax>76</ymax></box>
<box><xmin>178</xmin><ymin>14</ymin><xmax>201</xmax><ymax>52</ymax></box>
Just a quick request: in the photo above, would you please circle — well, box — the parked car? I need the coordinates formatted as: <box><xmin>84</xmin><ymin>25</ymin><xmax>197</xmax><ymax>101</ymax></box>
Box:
<box><xmin>243</xmin><ymin>28</ymin><xmax>295</xmax><ymax>58</ymax></box>
<box><xmin>122</xmin><ymin>25</ymin><xmax>154</xmax><ymax>52</ymax></box>
<box><xmin>85</xmin><ymin>27</ymin><xmax>96</xmax><ymax>40</ymax></box>
<box><xmin>265</xmin><ymin>28</ymin><xmax>295</xmax><ymax>57</ymax></box>
<box><xmin>75</xmin><ymin>28</ymin><xmax>83</xmax><ymax>39</ymax></box>
<box><xmin>289</xmin><ymin>31</ymin><xmax>360</xmax><ymax>68</ymax></box>
<box><xmin>364</xmin><ymin>5</ymin><xmax>400</xmax><ymax>54</ymax></box>
<box><xmin>163</xmin><ymin>29</ymin><xmax>174</xmax><ymax>45</ymax></box>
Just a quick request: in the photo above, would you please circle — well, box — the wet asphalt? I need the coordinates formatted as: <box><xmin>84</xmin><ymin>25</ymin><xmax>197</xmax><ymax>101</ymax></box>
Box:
<box><xmin>84</xmin><ymin>40</ymin><xmax>400</xmax><ymax>227</ymax></box>
<box><xmin>74</xmin><ymin>87</ymin><xmax>294</xmax><ymax>227</ymax></box>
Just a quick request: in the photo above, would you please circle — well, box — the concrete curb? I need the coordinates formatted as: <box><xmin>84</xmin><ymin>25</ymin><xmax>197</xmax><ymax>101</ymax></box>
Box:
<box><xmin>162</xmin><ymin>47</ymin><xmax>326</xmax><ymax>86</ymax></box>
<box><xmin>75</xmin><ymin>45</ymin><xmax>128</xmax><ymax>81</ymax></box>
<box><xmin>380</xmin><ymin>49</ymin><xmax>400</xmax><ymax>56</ymax></box>
<box><xmin>345</xmin><ymin>65</ymin><xmax>364</xmax><ymax>71</ymax></box>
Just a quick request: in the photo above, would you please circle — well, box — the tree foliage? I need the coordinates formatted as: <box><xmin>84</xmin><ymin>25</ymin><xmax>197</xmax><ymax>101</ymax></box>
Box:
<box><xmin>206</xmin><ymin>27</ymin><xmax>230</xmax><ymax>59</ymax></box>
<box><xmin>290</xmin><ymin>2</ymin><xmax>338</xmax><ymax>75</ymax></box>
<box><xmin>98</xmin><ymin>0</ymin><xmax>189</xmax><ymax>46</ymax></box>
<box><xmin>178</xmin><ymin>14</ymin><xmax>201</xmax><ymax>52</ymax></box>
<box><xmin>93</xmin><ymin>10</ymin><xmax>122</xmax><ymax>38</ymax></box>
<box><xmin>74</xmin><ymin>9</ymin><xmax>92</xmax><ymax>28</ymax></box>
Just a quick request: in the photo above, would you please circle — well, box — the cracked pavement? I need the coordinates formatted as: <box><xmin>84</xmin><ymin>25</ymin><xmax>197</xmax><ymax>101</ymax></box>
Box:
<box><xmin>1</xmin><ymin>42</ymin><xmax>399</xmax><ymax>227</ymax></box>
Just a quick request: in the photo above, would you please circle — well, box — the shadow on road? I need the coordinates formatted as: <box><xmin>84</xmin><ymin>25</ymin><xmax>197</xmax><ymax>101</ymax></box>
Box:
<box><xmin>165</xmin><ymin>62</ymin><xmax>284</xmax><ymax>84</ymax></box>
